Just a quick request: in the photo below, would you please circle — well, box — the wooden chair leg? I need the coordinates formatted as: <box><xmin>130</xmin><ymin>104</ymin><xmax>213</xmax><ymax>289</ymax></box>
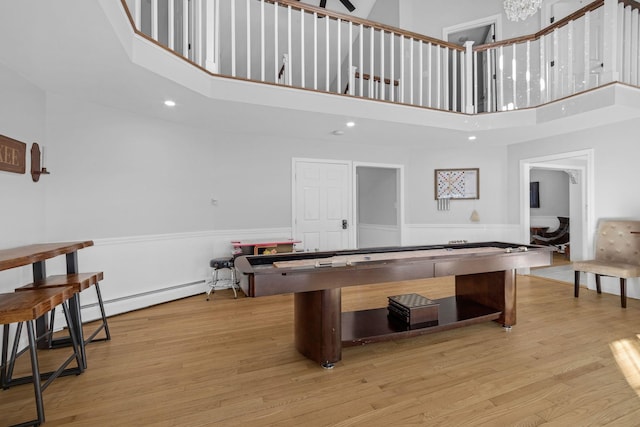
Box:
<box><xmin>574</xmin><ymin>271</ymin><xmax>581</xmax><ymax>298</ymax></box>
<box><xmin>595</xmin><ymin>274</ymin><xmax>602</xmax><ymax>294</ymax></box>
<box><xmin>620</xmin><ymin>278</ymin><xmax>627</xmax><ymax>308</ymax></box>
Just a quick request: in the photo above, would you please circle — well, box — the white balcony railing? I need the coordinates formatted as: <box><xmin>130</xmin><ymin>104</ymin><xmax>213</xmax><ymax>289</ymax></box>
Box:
<box><xmin>124</xmin><ymin>0</ymin><xmax>640</xmax><ymax>114</ymax></box>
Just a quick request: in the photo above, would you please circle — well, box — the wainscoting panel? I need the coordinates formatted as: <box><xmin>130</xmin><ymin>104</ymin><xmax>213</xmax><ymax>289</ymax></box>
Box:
<box><xmin>74</xmin><ymin>228</ymin><xmax>293</xmax><ymax>321</ymax></box>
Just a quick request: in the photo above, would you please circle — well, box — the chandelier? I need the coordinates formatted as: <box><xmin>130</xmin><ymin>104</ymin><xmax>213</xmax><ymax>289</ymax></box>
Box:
<box><xmin>504</xmin><ymin>0</ymin><xmax>543</xmax><ymax>21</ymax></box>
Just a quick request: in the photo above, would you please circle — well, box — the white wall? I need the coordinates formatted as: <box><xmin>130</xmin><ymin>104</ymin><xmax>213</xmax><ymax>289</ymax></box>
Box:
<box><xmin>407</xmin><ymin>145</ymin><xmax>508</xmax><ymax>226</ymax></box>
<box><xmin>0</xmin><ymin>63</ymin><xmax>47</xmax><ymax>293</ymax></box>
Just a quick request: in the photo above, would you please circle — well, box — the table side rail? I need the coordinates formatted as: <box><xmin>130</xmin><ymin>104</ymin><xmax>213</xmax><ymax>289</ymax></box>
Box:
<box><xmin>241</xmin><ymin>261</ymin><xmax>437</xmax><ymax>297</ymax></box>
<box><xmin>434</xmin><ymin>250</ymin><xmax>552</xmax><ymax>277</ymax></box>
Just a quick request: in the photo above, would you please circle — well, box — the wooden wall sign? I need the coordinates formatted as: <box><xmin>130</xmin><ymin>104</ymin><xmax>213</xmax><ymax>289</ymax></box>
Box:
<box><xmin>0</xmin><ymin>134</ymin><xmax>27</xmax><ymax>174</ymax></box>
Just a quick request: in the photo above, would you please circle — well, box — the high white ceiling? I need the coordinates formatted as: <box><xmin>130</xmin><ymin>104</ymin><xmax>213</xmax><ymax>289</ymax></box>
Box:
<box><xmin>1</xmin><ymin>0</ymin><xmax>639</xmax><ymax>149</ymax></box>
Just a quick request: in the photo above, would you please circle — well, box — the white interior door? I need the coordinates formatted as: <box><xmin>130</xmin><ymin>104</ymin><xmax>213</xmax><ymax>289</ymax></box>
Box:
<box><xmin>293</xmin><ymin>159</ymin><xmax>352</xmax><ymax>251</ymax></box>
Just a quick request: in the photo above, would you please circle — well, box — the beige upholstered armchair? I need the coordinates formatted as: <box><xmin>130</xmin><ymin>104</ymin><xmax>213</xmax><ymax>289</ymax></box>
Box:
<box><xmin>573</xmin><ymin>220</ymin><xmax>640</xmax><ymax>308</ymax></box>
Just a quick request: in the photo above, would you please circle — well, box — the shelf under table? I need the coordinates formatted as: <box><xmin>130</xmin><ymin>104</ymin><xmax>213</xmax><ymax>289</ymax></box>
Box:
<box><xmin>341</xmin><ymin>296</ymin><xmax>502</xmax><ymax>347</ymax></box>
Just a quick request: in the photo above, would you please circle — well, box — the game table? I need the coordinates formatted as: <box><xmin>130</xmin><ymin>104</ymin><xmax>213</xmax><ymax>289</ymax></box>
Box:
<box><xmin>231</xmin><ymin>239</ymin><xmax>301</xmax><ymax>255</ymax></box>
<box><xmin>234</xmin><ymin>241</ymin><xmax>553</xmax><ymax>368</ymax></box>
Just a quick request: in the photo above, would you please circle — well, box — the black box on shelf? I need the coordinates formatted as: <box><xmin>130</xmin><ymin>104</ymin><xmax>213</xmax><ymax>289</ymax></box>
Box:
<box><xmin>388</xmin><ymin>293</ymin><xmax>439</xmax><ymax>326</ymax></box>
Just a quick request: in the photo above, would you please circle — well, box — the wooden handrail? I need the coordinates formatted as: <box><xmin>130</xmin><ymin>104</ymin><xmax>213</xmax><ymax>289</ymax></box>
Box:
<box><xmin>268</xmin><ymin>0</ymin><xmax>464</xmax><ymax>51</ymax></box>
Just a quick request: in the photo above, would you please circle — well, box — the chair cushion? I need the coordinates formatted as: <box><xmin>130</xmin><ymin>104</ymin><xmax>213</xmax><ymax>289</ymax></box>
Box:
<box><xmin>573</xmin><ymin>260</ymin><xmax>640</xmax><ymax>278</ymax></box>
<box><xmin>210</xmin><ymin>258</ymin><xmax>234</xmax><ymax>269</ymax></box>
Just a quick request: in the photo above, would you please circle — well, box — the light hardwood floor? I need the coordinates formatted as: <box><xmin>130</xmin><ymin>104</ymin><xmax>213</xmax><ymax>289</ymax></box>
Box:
<box><xmin>3</xmin><ymin>275</ymin><xmax>640</xmax><ymax>426</ymax></box>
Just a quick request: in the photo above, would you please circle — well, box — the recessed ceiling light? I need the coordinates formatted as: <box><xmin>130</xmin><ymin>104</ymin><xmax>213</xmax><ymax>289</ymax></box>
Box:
<box><xmin>468</xmin><ymin>135</ymin><xmax>477</xmax><ymax>141</ymax></box>
<box><xmin>346</xmin><ymin>121</ymin><xmax>355</xmax><ymax>127</ymax></box>
<box><xmin>332</xmin><ymin>130</ymin><xmax>345</xmax><ymax>136</ymax></box>
<box><xmin>164</xmin><ymin>100</ymin><xmax>176</xmax><ymax>107</ymax></box>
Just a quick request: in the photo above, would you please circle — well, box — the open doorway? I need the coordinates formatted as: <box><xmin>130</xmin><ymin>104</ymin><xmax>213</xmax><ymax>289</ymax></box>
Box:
<box><xmin>520</xmin><ymin>150</ymin><xmax>594</xmax><ymax>282</ymax></box>
<box><xmin>354</xmin><ymin>163</ymin><xmax>404</xmax><ymax>248</ymax></box>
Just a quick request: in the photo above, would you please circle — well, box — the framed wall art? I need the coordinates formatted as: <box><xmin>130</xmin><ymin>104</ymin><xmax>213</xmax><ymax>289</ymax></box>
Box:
<box><xmin>434</xmin><ymin>168</ymin><xmax>479</xmax><ymax>200</ymax></box>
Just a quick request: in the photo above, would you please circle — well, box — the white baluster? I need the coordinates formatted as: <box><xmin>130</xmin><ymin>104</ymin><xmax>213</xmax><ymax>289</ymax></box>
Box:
<box><xmin>511</xmin><ymin>43</ymin><xmax>516</xmax><ymax>109</ymax></box>
<box><xmin>631</xmin><ymin>8</ymin><xmax>639</xmax><ymax>85</ymax></box>
<box><xmin>568</xmin><ymin>20</ymin><xmax>575</xmax><ymax>95</ymax></box>
<box><xmin>498</xmin><ymin>46</ymin><xmax>504</xmax><ymax>110</ymax></box>
<box><xmin>624</xmin><ymin>6</ymin><xmax>632</xmax><ymax>83</ymax></box>
<box><xmin>390</xmin><ymin>32</ymin><xmax>395</xmax><ymax>102</ymax></box>
<box><xmin>231</xmin><ymin>0</ymin><xmax>236</xmax><ymax>76</ymax></box>
<box><xmin>348</xmin><ymin>22</ymin><xmax>353</xmax><ymax>95</ymax></box>
<box><xmin>196</xmin><ymin>0</ymin><xmax>203</xmax><ymax>66</ymax></box>
<box><xmin>451</xmin><ymin>48</ymin><xmax>457</xmax><ymax>111</ymax></box>
<box><xmin>314</xmin><ymin>12</ymin><xmax>318</xmax><ymax>90</ymax></box>
<box><xmin>427</xmin><ymin>42</ymin><xmax>432</xmax><ymax>108</ymax></box>
<box><xmin>246</xmin><ymin>0</ymin><xmax>251</xmax><ymax>79</ymax></box>
<box><xmin>359</xmin><ymin>24</ymin><xmax>364</xmax><ymax>97</ymax></box>
<box><xmin>418</xmin><ymin>40</ymin><xmax>423</xmax><ymax>106</ymax></box>
<box><xmin>326</xmin><ymin>15</ymin><xmax>330</xmax><ymax>91</ymax></box>
<box><xmin>486</xmin><ymin>49</ymin><xmax>492</xmax><ymax>111</ymax></box>
<box><xmin>205</xmin><ymin>0</ymin><xmax>218</xmax><ymax>72</ymax></box>
<box><xmin>443</xmin><ymin>47</ymin><xmax>449</xmax><ymax>110</ymax></box>
<box><xmin>540</xmin><ymin>33</ymin><xmax>547</xmax><ymax>104</ymax></box>
<box><xmin>182</xmin><ymin>0</ymin><xmax>188</xmax><ymax>58</ymax></box>
<box><xmin>134</xmin><ymin>0</ymin><xmax>142</xmax><ymax>30</ymax></box>
<box><xmin>399</xmin><ymin>35</ymin><xmax>404</xmax><ymax>103</ymax></box>
<box><xmin>473</xmin><ymin>50</ymin><xmax>478</xmax><ymax>113</ymax></box>
<box><xmin>436</xmin><ymin>45</ymin><xmax>441</xmax><ymax>109</ymax></box>
<box><xmin>287</xmin><ymin>6</ymin><xmax>292</xmax><ymax>86</ymax></box>
<box><xmin>552</xmin><ymin>29</ymin><xmax>559</xmax><ymax>101</ymax></box>
<box><xmin>526</xmin><ymin>40</ymin><xmax>531</xmax><ymax>107</ymax></box>
<box><xmin>300</xmin><ymin>9</ymin><xmax>305</xmax><ymax>88</ymax></box>
<box><xmin>168</xmin><ymin>0</ymin><xmax>175</xmax><ymax>50</ymax></box>
<box><xmin>380</xmin><ymin>29</ymin><xmax>385</xmax><ymax>100</ymax></box>
<box><xmin>409</xmin><ymin>38</ymin><xmax>414</xmax><ymax>105</ymax></box>
<box><xmin>151</xmin><ymin>0</ymin><xmax>158</xmax><ymax>40</ymax></box>
<box><xmin>584</xmin><ymin>12</ymin><xmax>591</xmax><ymax>90</ymax></box>
<box><xmin>369</xmin><ymin>26</ymin><xmax>374</xmax><ymax>98</ymax></box>
<box><xmin>274</xmin><ymin>2</ymin><xmax>278</xmax><ymax>82</ymax></box>
<box><xmin>465</xmin><ymin>41</ymin><xmax>474</xmax><ymax>114</ymax></box>
<box><xmin>261</xmin><ymin>0</ymin><xmax>265</xmax><ymax>82</ymax></box>
<box><xmin>337</xmin><ymin>19</ymin><xmax>341</xmax><ymax>94</ymax></box>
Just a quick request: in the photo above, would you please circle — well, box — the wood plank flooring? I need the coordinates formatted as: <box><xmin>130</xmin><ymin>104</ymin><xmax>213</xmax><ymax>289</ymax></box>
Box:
<box><xmin>2</xmin><ymin>275</ymin><xmax>640</xmax><ymax>426</ymax></box>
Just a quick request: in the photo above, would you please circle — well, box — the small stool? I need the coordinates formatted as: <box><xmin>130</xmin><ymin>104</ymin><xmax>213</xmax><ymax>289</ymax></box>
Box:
<box><xmin>16</xmin><ymin>272</ymin><xmax>110</xmax><ymax>370</ymax></box>
<box><xmin>0</xmin><ymin>287</ymin><xmax>83</xmax><ymax>426</ymax></box>
<box><xmin>206</xmin><ymin>258</ymin><xmax>238</xmax><ymax>300</ymax></box>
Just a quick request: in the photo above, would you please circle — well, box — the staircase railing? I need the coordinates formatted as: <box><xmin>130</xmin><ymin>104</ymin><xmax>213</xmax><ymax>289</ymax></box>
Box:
<box><xmin>124</xmin><ymin>0</ymin><xmax>640</xmax><ymax>114</ymax></box>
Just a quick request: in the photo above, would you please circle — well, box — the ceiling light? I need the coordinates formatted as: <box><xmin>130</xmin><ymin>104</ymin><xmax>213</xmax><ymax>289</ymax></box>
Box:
<box><xmin>332</xmin><ymin>130</ymin><xmax>345</xmax><ymax>136</ymax></box>
<box><xmin>504</xmin><ymin>0</ymin><xmax>542</xmax><ymax>22</ymax></box>
<box><xmin>468</xmin><ymin>135</ymin><xmax>477</xmax><ymax>141</ymax></box>
<box><xmin>164</xmin><ymin>100</ymin><xmax>176</xmax><ymax>107</ymax></box>
<box><xmin>346</xmin><ymin>121</ymin><xmax>355</xmax><ymax>127</ymax></box>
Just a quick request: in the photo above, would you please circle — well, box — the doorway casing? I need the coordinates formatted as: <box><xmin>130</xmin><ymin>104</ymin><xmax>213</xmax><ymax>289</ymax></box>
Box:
<box><xmin>519</xmin><ymin>149</ymin><xmax>595</xmax><ymax>265</ymax></box>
